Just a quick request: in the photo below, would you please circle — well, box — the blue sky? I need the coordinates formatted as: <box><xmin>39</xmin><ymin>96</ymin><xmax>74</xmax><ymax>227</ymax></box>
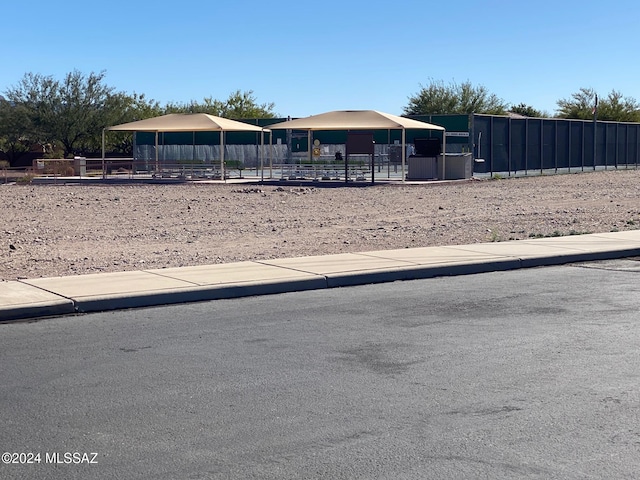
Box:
<box><xmin>2</xmin><ymin>0</ymin><xmax>638</xmax><ymax>118</ymax></box>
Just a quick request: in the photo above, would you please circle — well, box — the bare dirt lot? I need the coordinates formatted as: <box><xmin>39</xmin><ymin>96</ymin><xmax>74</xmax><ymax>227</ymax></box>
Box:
<box><xmin>2</xmin><ymin>169</ymin><xmax>640</xmax><ymax>281</ymax></box>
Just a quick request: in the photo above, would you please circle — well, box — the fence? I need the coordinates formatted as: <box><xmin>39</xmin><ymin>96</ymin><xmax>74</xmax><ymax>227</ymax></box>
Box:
<box><xmin>472</xmin><ymin>115</ymin><xmax>640</xmax><ymax>176</ymax></box>
<box><xmin>1</xmin><ymin>163</ymin><xmax>33</xmax><ymax>184</ymax></box>
<box><xmin>130</xmin><ymin>143</ymin><xmax>407</xmax><ymax>181</ymax></box>
<box><xmin>30</xmin><ymin>158</ymin><xmax>249</xmax><ymax>180</ymax></box>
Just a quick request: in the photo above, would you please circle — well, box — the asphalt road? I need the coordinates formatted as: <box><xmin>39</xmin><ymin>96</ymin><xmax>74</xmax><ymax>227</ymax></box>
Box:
<box><xmin>2</xmin><ymin>259</ymin><xmax>640</xmax><ymax>479</ymax></box>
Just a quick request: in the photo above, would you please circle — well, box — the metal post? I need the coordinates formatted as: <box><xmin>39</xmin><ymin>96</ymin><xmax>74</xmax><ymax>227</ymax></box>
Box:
<box><xmin>101</xmin><ymin>129</ymin><xmax>106</xmax><ymax>179</ymax></box>
<box><xmin>604</xmin><ymin>123</ymin><xmax>608</xmax><ymax>169</ymax></box>
<box><xmin>568</xmin><ymin>122</ymin><xmax>571</xmax><ymax>173</ymax></box>
<box><xmin>442</xmin><ymin>130</ymin><xmax>446</xmax><ymax>180</ymax></box>
<box><xmin>370</xmin><ymin>152</ymin><xmax>374</xmax><ymax>185</ymax></box>
<box><xmin>155</xmin><ymin>131</ymin><xmax>159</xmax><ymax>175</ymax></box>
<box><xmin>541</xmin><ymin>119</ymin><xmax>545</xmax><ymax>175</ymax></box>
<box><xmin>554</xmin><ymin>119</ymin><xmax>558</xmax><ymax>173</ymax></box>
<box><xmin>593</xmin><ymin>95</ymin><xmax>598</xmax><ymax>170</ymax></box>
<box><xmin>524</xmin><ymin>118</ymin><xmax>528</xmax><ymax>175</ymax></box>
<box><xmin>345</xmin><ymin>131</ymin><xmax>349</xmax><ymax>184</ymax></box>
<box><xmin>490</xmin><ymin>116</ymin><xmax>495</xmax><ymax>175</ymax></box>
<box><xmin>260</xmin><ymin>130</ymin><xmax>264</xmax><ymax>182</ymax></box>
<box><xmin>387</xmin><ymin>129</ymin><xmax>390</xmax><ymax>178</ymax></box>
<box><xmin>508</xmin><ymin>118</ymin><xmax>512</xmax><ymax>177</ymax></box>
<box><xmin>220</xmin><ymin>131</ymin><xmax>225</xmax><ymax>181</ymax></box>
<box><xmin>401</xmin><ymin>129</ymin><xmax>406</xmax><ymax>182</ymax></box>
<box><xmin>637</xmin><ymin>124</ymin><xmax>639</xmax><ymax>169</ymax></box>
<box><xmin>131</xmin><ymin>130</ymin><xmax>136</xmax><ymax>179</ymax></box>
<box><xmin>615</xmin><ymin>123</ymin><xmax>619</xmax><ymax>170</ymax></box>
<box><xmin>581</xmin><ymin>121</ymin><xmax>584</xmax><ymax>171</ymax></box>
<box><xmin>286</xmin><ymin>115</ymin><xmax>292</xmax><ymax>164</ymax></box>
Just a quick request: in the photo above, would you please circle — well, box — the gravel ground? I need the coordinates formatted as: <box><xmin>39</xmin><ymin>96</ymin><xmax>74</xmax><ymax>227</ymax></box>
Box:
<box><xmin>2</xmin><ymin>169</ymin><xmax>640</xmax><ymax>281</ymax></box>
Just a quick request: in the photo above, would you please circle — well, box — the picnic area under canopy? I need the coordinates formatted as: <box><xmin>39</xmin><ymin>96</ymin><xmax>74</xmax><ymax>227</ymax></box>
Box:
<box><xmin>266</xmin><ymin>110</ymin><xmax>446</xmax><ymax>182</ymax></box>
<box><xmin>102</xmin><ymin>113</ymin><xmax>270</xmax><ymax>178</ymax></box>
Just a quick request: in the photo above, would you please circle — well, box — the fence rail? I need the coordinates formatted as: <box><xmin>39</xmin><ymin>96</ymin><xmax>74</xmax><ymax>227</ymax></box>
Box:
<box><xmin>21</xmin><ymin>155</ymin><xmax>412</xmax><ymax>183</ymax></box>
<box><xmin>1</xmin><ymin>165</ymin><xmax>31</xmax><ymax>184</ymax></box>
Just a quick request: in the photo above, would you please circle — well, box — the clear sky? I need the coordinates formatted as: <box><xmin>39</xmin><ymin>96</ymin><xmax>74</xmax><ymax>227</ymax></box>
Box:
<box><xmin>2</xmin><ymin>0</ymin><xmax>638</xmax><ymax>118</ymax></box>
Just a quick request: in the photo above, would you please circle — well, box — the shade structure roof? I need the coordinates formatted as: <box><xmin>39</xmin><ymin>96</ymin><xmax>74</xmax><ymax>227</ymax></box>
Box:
<box><xmin>266</xmin><ymin>110</ymin><xmax>445</xmax><ymax>131</ymax></box>
<box><xmin>106</xmin><ymin>113</ymin><xmax>268</xmax><ymax>132</ymax></box>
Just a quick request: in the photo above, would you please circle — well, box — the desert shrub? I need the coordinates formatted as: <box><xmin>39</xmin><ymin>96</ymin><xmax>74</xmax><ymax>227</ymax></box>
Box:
<box><xmin>16</xmin><ymin>174</ymin><xmax>35</xmax><ymax>184</ymax></box>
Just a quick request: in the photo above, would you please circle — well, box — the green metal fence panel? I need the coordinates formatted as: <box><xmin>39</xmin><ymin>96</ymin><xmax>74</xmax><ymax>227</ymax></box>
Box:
<box><xmin>542</xmin><ymin>120</ymin><xmax>556</xmax><ymax>171</ymax></box>
<box><xmin>473</xmin><ymin>114</ymin><xmax>640</xmax><ymax>176</ymax></box>
<box><xmin>491</xmin><ymin>116</ymin><xmax>509</xmax><ymax>173</ymax></box>
<box><xmin>510</xmin><ymin>119</ymin><xmax>526</xmax><ymax>173</ymax></box>
<box><xmin>569</xmin><ymin>122</ymin><xmax>582</xmax><ymax>169</ymax></box>
<box><xmin>527</xmin><ymin>119</ymin><xmax>542</xmax><ymax>171</ymax></box>
<box><xmin>556</xmin><ymin>121</ymin><xmax>570</xmax><ymax>171</ymax></box>
<box><xmin>626</xmin><ymin>124</ymin><xmax>637</xmax><ymax>167</ymax></box>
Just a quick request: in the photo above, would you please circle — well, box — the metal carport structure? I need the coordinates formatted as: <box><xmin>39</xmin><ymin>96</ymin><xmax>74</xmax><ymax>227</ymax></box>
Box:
<box><xmin>266</xmin><ymin>110</ymin><xmax>446</xmax><ymax>183</ymax></box>
<box><xmin>102</xmin><ymin>113</ymin><xmax>270</xmax><ymax>179</ymax></box>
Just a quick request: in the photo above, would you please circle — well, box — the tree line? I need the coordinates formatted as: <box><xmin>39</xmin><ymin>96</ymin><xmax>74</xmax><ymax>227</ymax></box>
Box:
<box><xmin>0</xmin><ymin>70</ymin><xmax>277</xmax><ymax>166</ymax></box>
<box><xmin>403</xmin><ymin>79</ymin><xmax>640</xmax><ymax>122</ymax></box>
<box><xmin>1</xmin><ymin>71</ymin><xmax>639</xmax><ymax>167</ymax></box>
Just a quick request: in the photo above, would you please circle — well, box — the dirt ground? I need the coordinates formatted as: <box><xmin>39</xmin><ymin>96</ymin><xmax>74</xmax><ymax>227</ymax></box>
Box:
<box><xmin>2</xmin><ymin>169</ymin><xmax>640</xmax><ymax>281</ymax></box>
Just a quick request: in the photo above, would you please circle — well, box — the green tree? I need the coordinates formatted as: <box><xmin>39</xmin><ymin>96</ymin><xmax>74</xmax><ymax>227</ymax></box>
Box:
<box><xmin>3</xmin><ymin>70</ymin><xmax>120</xmax><ymax>157</ymax></box>
<box><xmin>0</xmin><ymin>97</ymin><xmax>33</xmax><ymax>165</ymax></box>
<box><xmin>165</xmin><ymin>90</ymin><xmax>277</xmax><ymax>118</ymax></box>
<box><xmin>404</xmin><ymin>80</ymin><xmax>508</xmax><ymax>115</ymax></box>
<box><xmin>555</xmin><ymin>87</ymin><xmax>597</xmax><ymax>120</ymax></box>
<box><xmin>2</xmin><ymin>71</ymin><xmax>279</xmax><ymax>159</ymax></box>
<box><xmin>555</xmin><ymin>87</ymin><xmax>640</xmax><ymax>122</ymax></box>
<box><xmin>86</xmin><ymin>92</ymin><xmax>163</xmax><ymax>156</ymax></box>
<box><xmin>596</xmin><ymin>90</ymin><xmax>640</xmax><ymax>122</ymax></box>
<box><xmin>510</xmin><ymin>103</ymin><xmax>544</xmax><ymax>117</ymax></box>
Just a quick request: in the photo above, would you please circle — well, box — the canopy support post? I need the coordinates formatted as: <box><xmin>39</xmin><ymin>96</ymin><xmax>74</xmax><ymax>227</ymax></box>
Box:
<box><xmin>155</xmin><ymin>131</ymin><xmax>159</xmax><ymax>175</ymax></box>
<box><xmin>371</xmin><ymin>152</ymin><xmax>374</xmax><ymax>185</ymax></box>
<box><xmin>220</xmin><ymin>131</ymin><xmax>225</xmax><ymax>182</ymax></box>
<box><xmin>401</xmin><ymin>129</ymin><xmax>406</xmax><ymax>183</ymax></box>
<box><xmin>260</xmin><ymin>130</ymin><xmax>264</xmax><ymax>183</ymax></box>
<box><xmin>345</xmin><ymin>130</ymin><xmax>349</xmax><ymax>184</ymax></box>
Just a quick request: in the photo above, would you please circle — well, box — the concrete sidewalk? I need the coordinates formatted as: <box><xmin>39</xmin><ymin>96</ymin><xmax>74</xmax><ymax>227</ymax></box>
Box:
<box><xmin>3</xmin><ymin>230</ymin><xmax>640</xmax><ymax>322</ymax></box>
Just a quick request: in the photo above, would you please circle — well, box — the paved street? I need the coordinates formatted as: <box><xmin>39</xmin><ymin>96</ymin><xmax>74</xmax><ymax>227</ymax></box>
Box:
<box><xmin>2</xmin><ymin>260</ymin><xmax>640</xmax><ymax>479</ymax></box>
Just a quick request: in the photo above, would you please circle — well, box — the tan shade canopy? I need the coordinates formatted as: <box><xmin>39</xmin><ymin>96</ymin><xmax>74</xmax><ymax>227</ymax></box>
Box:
<box><xmin>106</xmin><ymin>113</ymin><xmax>268</xmax><ymax>132</ymax></box>
<box><xmin>102</xmin><ymin>113</ymin><xmax>269</xmax><ymax>181</ymax></box>
<box><xmin>266</xmin><ymin>110</ymin><xmax>445</xmax><ymax>131</ymax></box>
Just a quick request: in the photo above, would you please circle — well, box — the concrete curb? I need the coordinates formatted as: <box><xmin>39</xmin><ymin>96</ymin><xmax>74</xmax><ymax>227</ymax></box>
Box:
<box><xmin>2</xmin><ymin>231</ymin><xmax>640</xmax><ymax>322</ymax></box>
<box><xmin>68</xmin><ymin>277</ymin><xmax>329</xmax><ymax>313</ymax></box>
<box><xmin>321</xmin><ymin>258</ymin><xmax>523</xmax><ymax>288</ymax></box>
<box><xmin>0</xmin><ymin>282</ymin><xmax>75</xmax><ymax>322</ymax></box>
